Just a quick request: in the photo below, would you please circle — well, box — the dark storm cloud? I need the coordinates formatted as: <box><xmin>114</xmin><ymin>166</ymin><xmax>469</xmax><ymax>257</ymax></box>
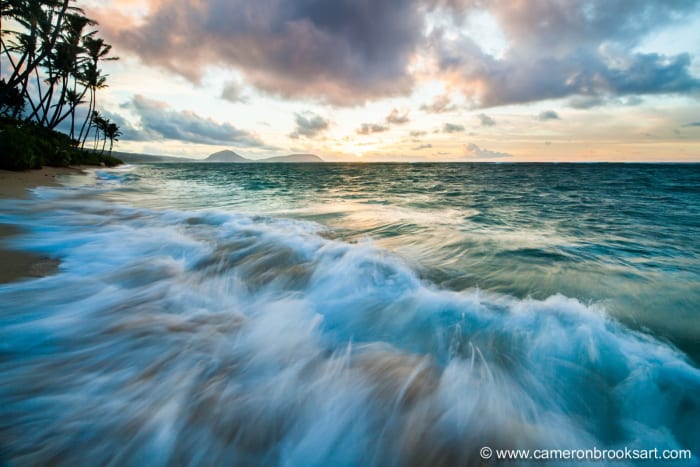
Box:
<box><xmin>101</xmin><ymin>0</ymin><xmax>423</xmax><ymax>105</ymax></box>
<box><xmin>433</xmin><ymin>0</ymin><xmax>700</xmax><ymax>107</ymax></box>
<box><xmin>124</xmin><ymin>95</ymin><xmax>265</xmax><ymax>146</ymax></box>
<box><xmin>464</xmin><ymin>143</ymin><xmax>511</xmax><ymax>159</ymax></box>
<box><xmin>356</xmin><ymin>123</ymin><xmax>389</xmax><ymax>135</ymax></box>
<box><xmin>290</xmin><ymin>111</ymin><xmax>329</xmax><ymax>139</ymax></box>
<box><xmin>537</xmin><ymin>110</ymin><xmax>560</xmax><ymax>121</ymax></box>
<box><xmin>443</xmin><ymin>123</ymin><xmax>465</xmax><ymax>133</ymax></box>
<box><xmin>477</xmin><ymin>113</ymin><xmax>496</xmax><ymax>126</ymax></box>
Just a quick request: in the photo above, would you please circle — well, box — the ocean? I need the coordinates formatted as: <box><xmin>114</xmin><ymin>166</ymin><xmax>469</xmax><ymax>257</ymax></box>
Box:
<box><xmin>1</xmin><ymin>163</ymin><xmax>699</xmax><ymax>465</ymax></box>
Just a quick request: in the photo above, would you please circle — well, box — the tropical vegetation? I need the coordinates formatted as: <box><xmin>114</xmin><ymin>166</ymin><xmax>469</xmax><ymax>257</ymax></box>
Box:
<box><xmin>0</xmin><ymin>0</ymin><xmax>122</xmax><ymax>170</ymax></box>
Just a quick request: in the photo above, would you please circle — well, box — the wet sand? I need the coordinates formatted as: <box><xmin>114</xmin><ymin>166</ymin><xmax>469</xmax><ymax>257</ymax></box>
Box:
<box><xmin>0</xmin><ymin>167</ymin><xmax>85</xmax><ymax>283</ymax></box>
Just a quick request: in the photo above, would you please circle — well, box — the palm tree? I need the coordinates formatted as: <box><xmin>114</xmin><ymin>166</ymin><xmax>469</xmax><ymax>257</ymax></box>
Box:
<box><xmin>2</xmin><ymin>0</ymin><xmax>112</xmax><ymax>132</ymax></box>
<box><xmin>64</xmin><ymin>88</ymin><xmax>83</xmax><ymax>141</ymax></box>
<box><xmin>2</xmin><ymin>0</ymin><xmax>74</xmax><ymax>109</ymax></box>
<box><xmin>105</xmin><ymin>121</ymin><xmax>121</xmax><ymax>156</ymax></box>
<box><xmin>78</xmin><ymin>36</ymin><xmax>115</xmax><ymax>149</ymax></box>
<box><xmin>2</xmin><ymin>1</ymin><xmax>44</xmax><ymax>117</ymax></box>
<box><xmin>2</xmin><ymin>0</ymin><xmax>44</xmax><ymax>85</ymax></box>
<box><xmin>46</xmin><ymin>12</ymin><xmax>94</xmax><ymax>128</ymax></box>
<box><xmin>2</xmin><ymin>0</ymin><xmax>119</xmax><ymax>166</ymax></box>
<box><xmin>90</xmin><ymin>110</ymin><xmax>108</xmax><ymax>153</ymax></box>
<box><xmin>91</xmin><ymin>110</ymin><xmax>102</xmax><ymax>149</ymax></box>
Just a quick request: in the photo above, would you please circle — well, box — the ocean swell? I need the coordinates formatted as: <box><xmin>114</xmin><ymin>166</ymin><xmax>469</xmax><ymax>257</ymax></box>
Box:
<box><xmin>0</xmin><ymin>184</ymin><xmax>699</xmax><ymax>466</ymax></box>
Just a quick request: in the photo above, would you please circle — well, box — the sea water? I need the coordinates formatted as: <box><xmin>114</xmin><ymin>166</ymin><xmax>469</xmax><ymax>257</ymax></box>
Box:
<box><xmin>0</xmin><ymin>163</ymin><xmax>699</xmax><ymax>465</ymax></box>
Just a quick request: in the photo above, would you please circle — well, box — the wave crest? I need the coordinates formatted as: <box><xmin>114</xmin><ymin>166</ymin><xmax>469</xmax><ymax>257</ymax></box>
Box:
<box><xmin>1</xmin><ymin>188</ymin><xmax>698</xmax><ymax>465</ymax></box>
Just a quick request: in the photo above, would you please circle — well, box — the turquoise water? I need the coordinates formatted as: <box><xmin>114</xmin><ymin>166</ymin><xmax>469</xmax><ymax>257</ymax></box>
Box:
<box><xmin>118</xmin><ymin>163</ymin><xmax>700</xmax><ymax>358</ymax></box>
<box><xmin>1</xmin><ymin>163</ymin><xmax>699</xmax><ymax>465</ymax></box>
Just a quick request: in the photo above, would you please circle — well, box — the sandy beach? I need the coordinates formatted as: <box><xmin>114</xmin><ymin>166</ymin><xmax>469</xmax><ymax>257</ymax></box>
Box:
<box><xmin>0</xmin><ymin>167</ymin><xmax>84</xmax><ymax>283</ymax></box>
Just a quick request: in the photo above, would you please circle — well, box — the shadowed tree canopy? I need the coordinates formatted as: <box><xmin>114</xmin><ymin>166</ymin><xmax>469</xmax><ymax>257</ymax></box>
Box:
<box><xmin>1</xmin><ymin>0</ymin><xmax>118</xmax><ymax>147</ymax></box>
<box><xmin>1</xmin><ymin>0</ymin><xmax>122</xmax><ymax>169</ymax></box>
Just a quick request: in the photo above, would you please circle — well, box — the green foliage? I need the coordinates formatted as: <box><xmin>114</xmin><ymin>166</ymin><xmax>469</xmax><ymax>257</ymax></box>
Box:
<box><xmin>0</xmin><ymin>80</ymin><xmax>25</xmax><ymax>117</ymax></box>
<box><xmin>0</xmin><ymin>123</ymin><xmax>41</xmax><ymax>170</ymax></box>
<box><xmin>0</xmin><ymin>117</ymin><xmax>123</xmax><ymax>171</ymax></box>
<box><xmin>69</xmin><ymin>149</ymin><xmax>121</xmax><ymax>167</ymax></box>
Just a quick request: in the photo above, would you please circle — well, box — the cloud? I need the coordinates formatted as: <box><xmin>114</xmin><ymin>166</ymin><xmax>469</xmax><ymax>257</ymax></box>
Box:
<box><xmin>432</xmin><ymin>1</ymin><xmax>700</xmax><ymax>107</ymax></box>
<box><xmin>412</xmin><ymin>143</ymin><xmax>432</xmax><ymax>150</ymax></box>
<box><xmin>221</xmin><ymin>81</ymin><xmax>249</xmax><ymax>103</ymax></box>
<box><xmin>98</xmin><ymin>109</ymin><xmax>143</xmax><ymax>141</ymax></box>
<box><xmin>569</xmin><ymin>95</ymin><xmax>607</xmax><ymax>109</ymax></box>
<box><xmin>94</xmin><ymin>0</ymin><xmax>700</xmax><ymax>108</ymax></box>
<box><xmin>356</xmin><ymin>108</ymin><xmax>408</xmax><ymax>135</ymax></box>
<box><xmin>442</xmin><ymin>1</ymin><xmax>700</xmax><ymax>51</ymax></box>
<box><xmin>569</xmin><ymin>94</ymin><xmax>644</xmax><ymax>109</ymax></box>
<box><xmin>683</xmin><ymin>121</ymin><xmax>700</xmax><ymax>127</ymax></box>
<box><xmin>621</xmin><ymin>96</ymin><xmax>644</xmax><ymax>106</ymax></box>
<box><xmin>410</xmin><ymin>130</ymin><xmax>427</xmax><ymax>137</ymax></box>
<box><xmin>443</xmin><ymin>122</ymin><xmax>465</xmax><ymax>133</ymax></box>
<box><xmin>357</xmin><ymin>123</ymin><xmax>389</xmax><ymax>135</ymax></box>
<box><xmin>385</xmin><ymin>108</ymin><xmax>410</xmax><ymax>125</ymax></box>
<box><xmin>464</xmin><ymin>143</ymin><xmax>512</xmax><ymax>159</ymax></box>
<box><xmin>478</xmin><ymin>113</ymin><xmax>496</xmax><ymax>126</ymax></box>
<box><xmin>290</xmin><ymin>111</ymin><xmax>329</xmax><ymax>139</ymax></box>
<box><xmin>438</xmin><ymin>36</ymin><xmax>700</xmax><ymax>107</ymax></box>
<box><xmin>97</xmin><ymin>0</ymin><xmax>423</xmax><ymax>105</ymax></box>
<box><xmin>420</xmin><ymin>94</ymin><xmax>456</xmax><ymax>113</ymax></box>
<box><xmin>537</xmin><ymin>110</ymin><xmax>561</xmax><ymax>121</ymax></box>
<box><xmin>123</xmin><ymin>95</ymin><xmax>264</xmax><ymax>146</ymax></box>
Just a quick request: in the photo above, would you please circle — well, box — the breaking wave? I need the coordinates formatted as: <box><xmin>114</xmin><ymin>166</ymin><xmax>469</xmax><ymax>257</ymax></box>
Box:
<box><xmin>0</xmin><ymin>179</ymin><xmax>698</xmax><ymax>466</ymax></box>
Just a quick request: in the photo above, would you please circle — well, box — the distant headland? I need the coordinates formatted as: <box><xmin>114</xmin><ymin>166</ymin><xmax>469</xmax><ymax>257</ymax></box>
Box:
<box><xmin>113</xmin><ymin>150</ymin><xmax>324</xmax><ymax>164</ymax></box>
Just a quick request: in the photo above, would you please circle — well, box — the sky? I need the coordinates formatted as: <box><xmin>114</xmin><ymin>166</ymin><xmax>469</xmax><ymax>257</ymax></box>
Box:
<box><xmin>81</xmin><ymin>0</ymin><xmax>700</xmax><ymax>161</ymax></box>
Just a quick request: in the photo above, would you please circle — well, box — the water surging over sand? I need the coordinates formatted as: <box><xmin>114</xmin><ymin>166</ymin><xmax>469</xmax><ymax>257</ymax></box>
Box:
<box><xmin>0</xmin><ymin>184</ymin><xmax>699</xmax><ymax>466</ymax></box>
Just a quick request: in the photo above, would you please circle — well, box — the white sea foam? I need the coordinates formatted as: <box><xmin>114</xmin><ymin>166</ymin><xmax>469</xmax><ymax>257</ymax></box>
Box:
<box><xmin>0</xmin><ymin>180</ymin><xmax>698</xmax><ymax>466</ymax></box>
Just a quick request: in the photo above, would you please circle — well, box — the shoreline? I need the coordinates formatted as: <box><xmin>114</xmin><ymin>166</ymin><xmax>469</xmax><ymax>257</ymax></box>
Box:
<box><xmin>0</xmin><ymin>167</ymin><xmax>87</xmax><ymax>284</ymax></box>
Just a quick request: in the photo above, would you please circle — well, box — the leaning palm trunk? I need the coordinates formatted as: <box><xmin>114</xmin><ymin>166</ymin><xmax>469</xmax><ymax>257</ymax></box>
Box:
<box><xmin>93</xmin><ymin>121</ymin><xmax>100</xmax><ymax>150</ymax></box>
<box><xmin>78</xmin><ymin>88</ymin><xmax>94</xmax><ymax>148</ymax></box>
<box><xmin>6</xmin><ymin>0</ymin><xmax>71</xmax><ymax>90</ymax></box>
<box><xmin>48</xmin><ymin>74</ymin><xmax>68</xmax><ymax>128</ymax></box>
<box><xmin>52</xmin><ymin>86</ymin><xmax>88</xmax><ymax>133</ymax></box>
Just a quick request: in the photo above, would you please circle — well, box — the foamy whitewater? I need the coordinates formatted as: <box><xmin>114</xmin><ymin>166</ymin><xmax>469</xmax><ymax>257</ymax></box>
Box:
<box><xmin>1</xmin><ymin>164</ymin><xmax>699</xmax><ymax>466</ymax></box>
